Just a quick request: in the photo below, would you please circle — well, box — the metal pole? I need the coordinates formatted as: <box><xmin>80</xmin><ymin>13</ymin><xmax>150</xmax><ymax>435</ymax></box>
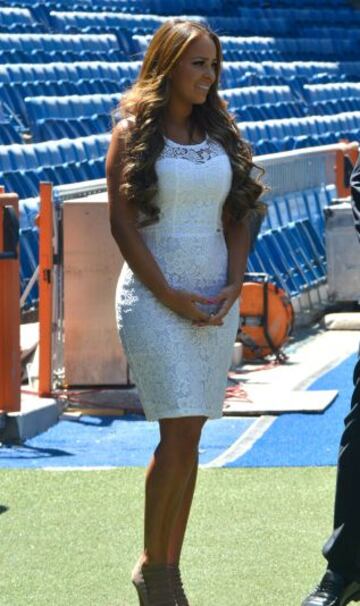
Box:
<box><xmin>38</xmin><ymin>182</ymin><xmax>53</xmax><ymax>397</ymax></box>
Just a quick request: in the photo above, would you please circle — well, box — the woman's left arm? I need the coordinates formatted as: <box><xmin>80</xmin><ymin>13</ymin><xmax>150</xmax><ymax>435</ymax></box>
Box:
<box><xmin>225</xmin><ymin>218</ymin><xmax>250</xmax><ymax>293</ymax></box>
<box><xmin>208</xmin><ymin>219</ymin><xmax>250</xmax><ymax>325</ymax></box>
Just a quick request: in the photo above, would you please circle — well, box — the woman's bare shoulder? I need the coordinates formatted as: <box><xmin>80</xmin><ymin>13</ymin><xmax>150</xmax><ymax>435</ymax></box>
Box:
<box><xmin>108</xmin><ymin>117</ymin><xmax>136</xmax><ymax>160</ymax></box>
<box><xmin>107</xmin><ymin>117</ymin><xmax>135</xmax><ymax>172</ymax></box>
<box><xmin>114</xmin><ymin>116</ymin><xmax>136</xmax><ymax>138</ymax></box>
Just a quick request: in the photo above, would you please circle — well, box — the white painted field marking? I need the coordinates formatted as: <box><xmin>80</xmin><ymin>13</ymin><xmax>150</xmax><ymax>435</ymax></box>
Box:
<box><xmin>42</xmin><ymin>466</ymin><xmax>117</xmax><ymax>471</ymax></box>
<box><xmin>200</xmin><ymin>415</ymin><xmax>276</xmax><ymax>469</ymax></box>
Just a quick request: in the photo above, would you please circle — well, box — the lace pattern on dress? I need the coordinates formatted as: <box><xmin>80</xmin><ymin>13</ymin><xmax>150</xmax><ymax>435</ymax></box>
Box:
<box><xmin>159</xmin><ymin>137</ymin><xmax>225</xmax><ymax>164</ymax></box>
<box><xmin>115</xmin><ymin>131</ymin><xmax>238</xmax><ymax>422</ymax></box>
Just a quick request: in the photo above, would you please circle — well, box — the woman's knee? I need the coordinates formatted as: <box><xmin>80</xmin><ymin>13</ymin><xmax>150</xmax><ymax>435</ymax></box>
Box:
<box><xmin>159</xmin><ymin>416</ymin><xmax>206</xmax><ymax>459</ymax></box>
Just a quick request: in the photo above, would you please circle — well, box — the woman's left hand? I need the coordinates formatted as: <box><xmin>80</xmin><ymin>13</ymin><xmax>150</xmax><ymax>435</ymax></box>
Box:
<box><xmin>193</xmin><ymin>283</ymin><xmax>242</xmax><ymax>327</ymax></box>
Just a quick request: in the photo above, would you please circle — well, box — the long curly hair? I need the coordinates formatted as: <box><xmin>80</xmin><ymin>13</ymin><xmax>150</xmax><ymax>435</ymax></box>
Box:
<box><xmin>117</xmin><ymin>18</ymin><xmax>268</xmax><ymax>228</ymax></box>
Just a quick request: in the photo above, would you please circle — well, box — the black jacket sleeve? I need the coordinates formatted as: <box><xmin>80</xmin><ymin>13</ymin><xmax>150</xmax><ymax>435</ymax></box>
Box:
<box><xmin>350</xmin><ymin>154</ymin><xmax>360</xmax><ymax>241</ymax></box>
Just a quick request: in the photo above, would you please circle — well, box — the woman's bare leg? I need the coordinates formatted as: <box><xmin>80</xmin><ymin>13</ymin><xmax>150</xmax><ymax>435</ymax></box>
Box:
<box><xmin>140</xmin><ymin>416</ymin><xmax>206</xmax><ymax>565</ymax></box>
<box><xmin>167</xmin><ymin>454</ymin><xmax>199</xmax><ymax>565</ymax></box>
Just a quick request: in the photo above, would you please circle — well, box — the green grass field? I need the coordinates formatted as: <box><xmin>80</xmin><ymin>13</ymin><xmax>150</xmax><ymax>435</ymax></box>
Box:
<box><xmin>1</xmin><ymin>467</ymin><xmax>337</xmax><ymax>606</ymax></box>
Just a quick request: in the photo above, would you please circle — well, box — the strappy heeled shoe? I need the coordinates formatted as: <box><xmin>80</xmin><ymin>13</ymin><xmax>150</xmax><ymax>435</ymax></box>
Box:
<box><xmin>131</xmin><ymin>559</ymin><xmax>176</xmax><ymax>605</ymax></box>
<box><xmin>168</xmin><ymin>564</ymin><xmax>190</xmax><ymax>606</ymax></box>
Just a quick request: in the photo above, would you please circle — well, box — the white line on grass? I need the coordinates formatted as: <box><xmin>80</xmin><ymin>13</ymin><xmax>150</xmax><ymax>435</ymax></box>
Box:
<box><xmin>42</xmin><ymin>466</ymin><xmax>117</xmax><ymax>471</ymax></box>
<box><xmin>200</xmin><ymin>415</ymin><xmax>277</xmax><ymax>468</ymax></box>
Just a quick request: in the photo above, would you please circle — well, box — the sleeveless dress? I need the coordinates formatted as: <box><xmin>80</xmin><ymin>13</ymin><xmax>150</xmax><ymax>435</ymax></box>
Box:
<box><xmin>115</xmin><ymin>133</ymin><xmax>239</xmax><ymax>421</ymax></box>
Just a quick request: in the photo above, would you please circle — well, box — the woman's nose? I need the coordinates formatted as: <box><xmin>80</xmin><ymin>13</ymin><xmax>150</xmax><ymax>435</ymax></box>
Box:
<box><xmin>208</xmin><ymin>66</ymin><xmax>217</xmax><ymax>82</ymax></box>
<box><xmin>203</xmin><ymin>68</ymin><xmax>215</xmax><ymax>83</ymax></box>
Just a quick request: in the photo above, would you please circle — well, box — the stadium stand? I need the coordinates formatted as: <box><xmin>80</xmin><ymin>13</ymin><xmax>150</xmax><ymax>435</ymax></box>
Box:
<box><xmin>0</xmin><ymin>133</ymin><xmax>110</xmax><ymax>198</ymax></box>
<box><xmin>48</xmin><ymin>10</ymin><xmax>165</xmax><ymax>31</ymax></box>
<box><xmin>0</xmin><ymin>6</ymin><xmax>45</xmax><ymax>32</ymax></box>
<box><xmin>0</xmin><ymin>118</ymin><xmax>22</xmax><ymax>144</ymax></box>
<box><xmin>24</xmin><ymin>92</ymin><xmax>121</xmax><ymax>141</ymax></box>
<box><xmin>0</xmin><ymin>33</ymin><xmax>124</xmax><ymax>63</ymax></box>
<box><xmin>0</xmin><ymin>0</ymin><xmax>359</xmax><ymax>308</ymax></box>
<box><xmin>0</xmin><ymin>61</ymin><xmax>140</xmax><ymax>122</ymax></box>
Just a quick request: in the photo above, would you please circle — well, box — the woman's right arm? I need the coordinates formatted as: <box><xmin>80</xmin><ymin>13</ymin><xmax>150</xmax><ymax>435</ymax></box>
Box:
<box><xmin>106</xmin><ymin>120</ymin><xmax>173</xmax><ymax>304</ymax></box>
<box><xmin>106</xmin><ymin>120</ymin><xmax>213</xmax><ymax>323</ymax></box>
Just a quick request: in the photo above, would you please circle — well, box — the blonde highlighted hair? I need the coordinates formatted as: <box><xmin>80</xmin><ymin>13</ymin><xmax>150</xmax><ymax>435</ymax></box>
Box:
<box><xmin>117</xmin><ymin>18</ymin><xmax>267</xmax><ymax>227</ymax></box>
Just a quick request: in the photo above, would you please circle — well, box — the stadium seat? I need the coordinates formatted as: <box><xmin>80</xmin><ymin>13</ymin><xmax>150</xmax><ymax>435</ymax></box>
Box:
<box><xmin>0</xmin><ymin>121</ymin><xmax>22</xmax><ymax>144</ymax></box>
<box><xmin>0</xmin><ymin>134</ymin><xmax>110</xmax><ymax>199</ymax></box>
<box><xmin>0</xmin><ymin>7</ymin><xmax>42</xmax><ymax>33</ymax></box>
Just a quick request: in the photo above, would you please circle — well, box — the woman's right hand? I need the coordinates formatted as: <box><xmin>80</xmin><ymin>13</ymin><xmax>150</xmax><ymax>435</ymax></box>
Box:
<box><xmin>162</xmin><ymin>288</ymin><xmax>220</xmax><ymax>325</ymax></box>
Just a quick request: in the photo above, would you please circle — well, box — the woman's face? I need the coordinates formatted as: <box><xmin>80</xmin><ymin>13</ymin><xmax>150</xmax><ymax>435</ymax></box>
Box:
<box><xmin>168</xmin><ymin>34</ymin><xmax>218</xmax><ymax>106</ymax></box>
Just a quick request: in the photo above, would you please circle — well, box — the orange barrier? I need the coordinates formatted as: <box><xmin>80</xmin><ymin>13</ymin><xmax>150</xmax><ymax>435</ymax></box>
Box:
<box><xmin>38</xmin><ymin>182</ymin><xmax>53</xmax><ymax>397</ymax></box>
<box><xmin>335</xmin><ymin>141</ymin><xmax>359</xmax><ymax>198</ymax></box>
<box><xmin>0</xmin><ymin>194</ymin><xmax>21</xmax><ymax>413</ymax></box>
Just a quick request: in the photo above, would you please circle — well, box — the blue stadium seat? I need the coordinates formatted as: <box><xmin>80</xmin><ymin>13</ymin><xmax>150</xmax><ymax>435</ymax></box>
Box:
<box><xmin>23</xmin><ymin>91</ymin><xmax>120</xmax><ymax>139</ymax></box>
<box><xmin>49</xmin><ymin>10</ymin><xmax>166</xmax><ymax>34</ymax></box>
<box><xmin>304</xmin><ymin>82</ymin><xmax>360</xmax><ymax>104</ymax></box>
<box><xmin>19</xmin><ymin>197</ymin><xmax>39</xmax><ymax>229</ymax></box>
<box><xmin>0</xmin><ymin>145</ymin><xmax>14</xmax><ymax>171</ymax></box>
<box><xmin>274</xmin><ymin>197</ymin><xmax>292</xmax><ymax>225</ymax></box>
<box><xmin>0</xmin><ymin>33</ymin><xmax>121</xmax><ymax>62</ymax></box>
<box><xmin>0</xmin><ymin>134</ymin><xmax>111</xmax><ymax>199</ymax></box>
<box><xmin>0</xmin><ymin>122</ymin><xmax>22</xmax><ymax>144</ymax></box>
<box><xmin>20</xmin><ymin>226</ymin><xmax>38</xmax><ymax>274</ymax></box>
<box><xmin>2</xmin><ymin>169</ymin><xmax>40</xmax><ymax>198</ymax></box>
<box><xmin>255</xmin><ymin>208</ymin><xmax>327</xmax><ymax>295</ymax></box>
<box><xmin>302</xmin><ymin>189</ymin><xmax>324</xmax><ymax>237</ymax></box>
<box><xmin>264</xmin><ymin>228</ymin><xmax>312</xmax><ymax>292</ymax></box>
<box><xmin>0</xmin><ymin>7</ymin><xmax>40</xmax><ymax>32</ymax></box>
<box><xmin>19</xmin><ymin>225</ymin><xmax>39</xmax><ymax>305</ymax></box>
<box><xmin>295</xmin><ymin>219</ymin><xmax>327</xmax><ymax>275</ymax></box>
<box><xmin>272</xmin><ymin>226</ymin><xmax>320</xmax><ymax>288</ymax></box>
<box><xmin>33</xmin><ymin>140</ymin><xmax>62</xmax><ymax>168</ymax></box>
<box><xmin>255</xmin><ymin>232</ymin><xmax>301</xmax><ymax>295</ymax></box>
<box><xmin>262</xmin><ymin>198</ymin><xmax>283</xmax><ymax>229</ymax></box>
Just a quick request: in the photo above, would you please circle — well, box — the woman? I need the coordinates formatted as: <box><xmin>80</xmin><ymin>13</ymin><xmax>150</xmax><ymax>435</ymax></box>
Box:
<box><xmin>106</xmin><ymin>18</ymin><xmax>266</xmax><ymax>606</ymax></box>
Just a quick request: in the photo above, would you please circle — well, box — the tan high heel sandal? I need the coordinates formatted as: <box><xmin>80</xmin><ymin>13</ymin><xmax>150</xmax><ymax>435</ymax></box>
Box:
<box><xmin>131</xmin><ymin>559</ymin><xmax>176</xmax><ymax>606</ymax></box>
<box><xmin>168</xmin><ymin>565</ymin><xmax>190</xmax><ymax>606</ymax></box>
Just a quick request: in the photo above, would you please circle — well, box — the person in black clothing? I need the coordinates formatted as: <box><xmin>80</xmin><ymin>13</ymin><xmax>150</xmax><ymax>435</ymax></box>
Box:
<box><xmin>302</xmin><ymin>154</ymin><xmax>360</xmax><ymax>606</ymax></box>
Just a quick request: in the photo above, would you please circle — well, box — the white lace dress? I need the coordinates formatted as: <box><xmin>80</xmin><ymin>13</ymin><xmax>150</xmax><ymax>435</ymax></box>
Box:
<box><xmin>115</xmin><ymin>133</ymin><xmax>239</xmax><ymax>421</ymax></box>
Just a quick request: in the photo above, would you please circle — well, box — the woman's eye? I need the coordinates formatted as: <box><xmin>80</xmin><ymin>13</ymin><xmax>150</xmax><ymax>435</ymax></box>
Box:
<box><xmin>193</xmin><ymin>61</ymin><xmax>217</xmax><ymax>69</ymax></box>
